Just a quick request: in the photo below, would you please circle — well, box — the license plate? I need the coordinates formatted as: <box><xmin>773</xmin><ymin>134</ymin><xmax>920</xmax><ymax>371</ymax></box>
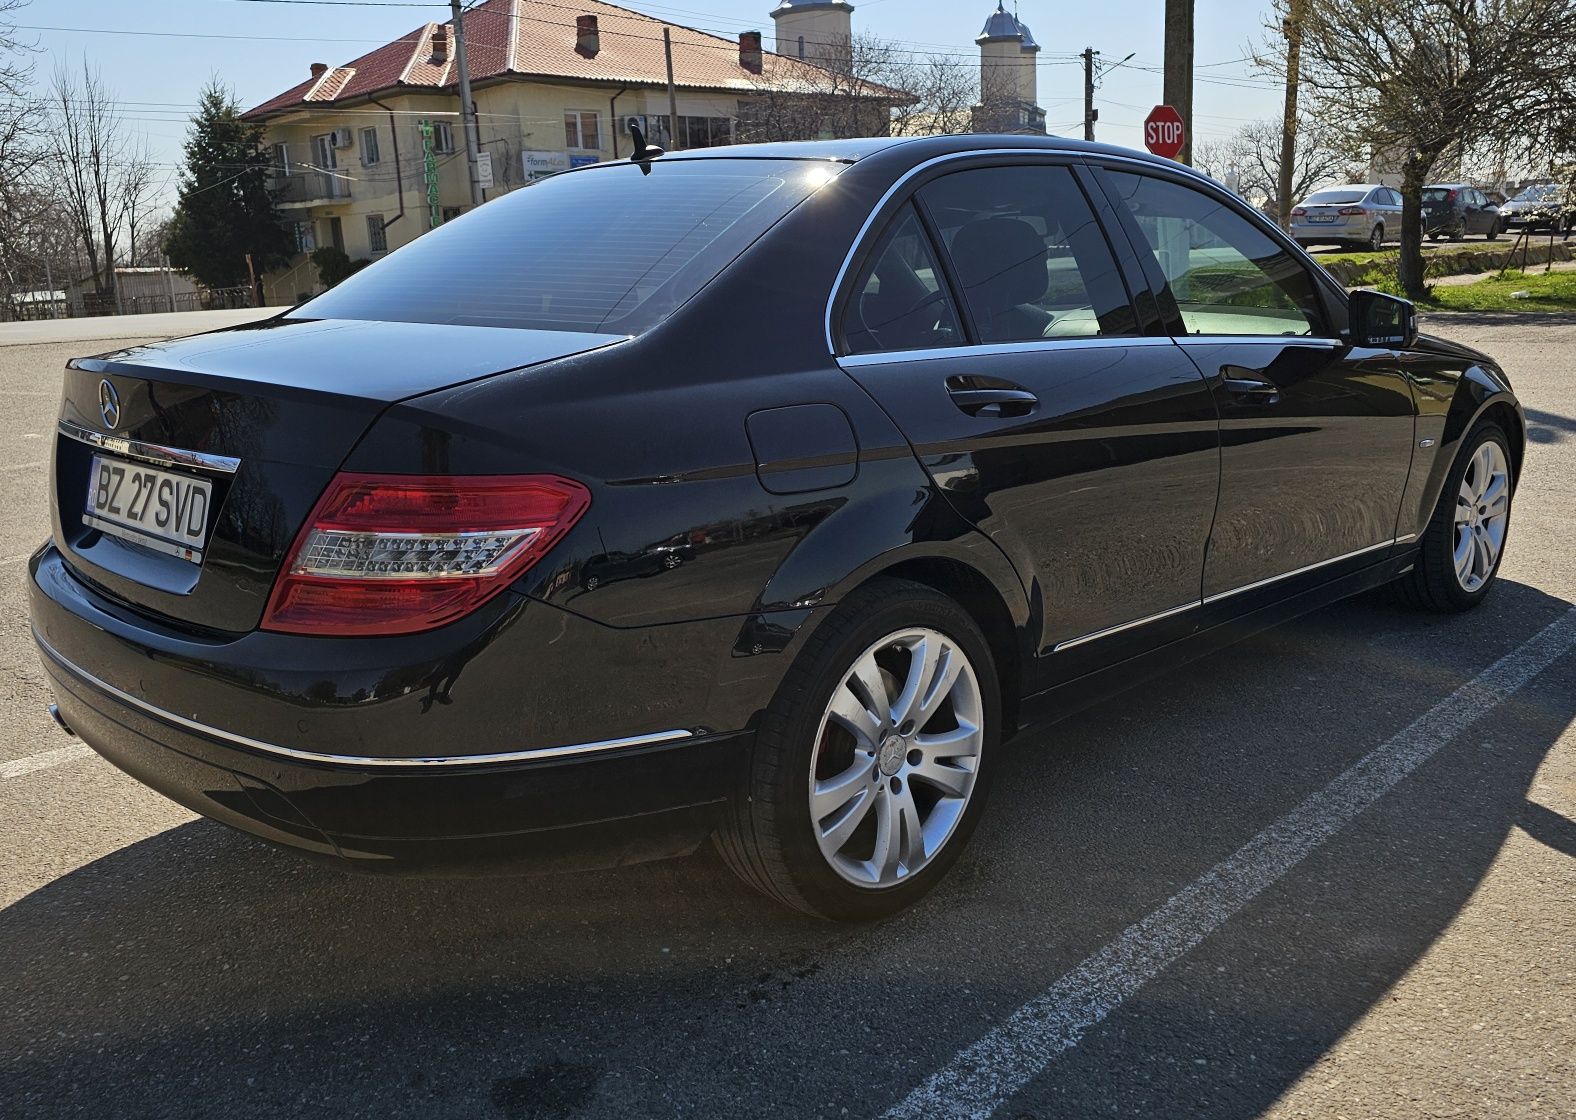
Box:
<box><xmin>84</xmin><ymin>454</ymin><xmax>213</xmax><ymax>563</ymax></box>
<box><xmin>1308</xmin><ymin>215</ymin><xmax>1336</xmax><ymax>223</ymax></box>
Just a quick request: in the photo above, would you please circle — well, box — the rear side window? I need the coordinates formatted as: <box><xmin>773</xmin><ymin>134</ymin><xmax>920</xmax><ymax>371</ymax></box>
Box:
<box><xmin>844</xmin><ymin>206</ymin><xmax>963</xmax><ymax>355</ymax></box>
<box><xmin>919</xmin><ymin>165</ymin><xmax>1136</xmax><ymax>342</ymax></box>
<box><xmin>291</xmin><ymin>160</ymin><xmax>838</xmax><ymax>334</ymax></box>
<box><xmin>1101</xmin><ymin>170</ymin><xmax>1324</xmax><ymax>338</ymax></box>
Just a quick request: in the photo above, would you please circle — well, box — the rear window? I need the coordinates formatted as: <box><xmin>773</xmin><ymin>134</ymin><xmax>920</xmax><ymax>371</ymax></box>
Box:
<box><xmin>1303</xmin><ymin>190</ymin><xmax>1366</xmax><ymax>205</ymax></box>
<box><xmin>290</xmin><ymin>159</ymin><xmax>839</xmax><ymax>334</ymax></box>
<box><xmin>1422</xmin><ymin>188</ymin><xmax>1455</xmax><ymax>201</ymax></box>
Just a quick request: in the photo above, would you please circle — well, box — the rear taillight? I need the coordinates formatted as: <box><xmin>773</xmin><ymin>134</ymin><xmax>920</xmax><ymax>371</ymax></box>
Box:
<box><xmin>1290</xmin><ymin>206</ymin><xmax>1307</xmax><ymax>216</ymax></box>
<box><xmin>1446</xmin><ymin>189</ymin><xmax>1458</xmax><ymax>201</ymax></box>
<box><xmin>1338</xmin><ymin>206</ymin><xmax>1366</xmax><ymax>215</ymax></box>
<box><xmin>262</xmin><ymin>473</ymin><xmax>590</xmax><ymax>636</ymax></box>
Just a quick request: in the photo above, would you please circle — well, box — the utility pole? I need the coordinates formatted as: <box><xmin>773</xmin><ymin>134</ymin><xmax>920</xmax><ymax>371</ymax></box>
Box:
<box><xmin>663</xmin><ymin>27</ymin><xmax>680</xmax><ymax>150</ymax></box>
<box><xmin>1276</xmin><ymin>0</ymin><xmax>1308</xmax><ymax>229</ymax></box>
<box><xmin>1082</xmin><ymin>48</ymin><xmax>1098</xmax><ymax>142</ymax></box>
<box><xmin>1163</xmin><ymin>0</ymin><xmax>1194</xmax><ymax>165</ymax></box>
<box><xmin>450</xmin><ymin>0</ymin><xmax>485</xmax><ymax>208</ymax></box>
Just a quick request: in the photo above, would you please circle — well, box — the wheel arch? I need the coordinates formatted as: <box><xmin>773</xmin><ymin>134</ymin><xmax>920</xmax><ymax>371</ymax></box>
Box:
<box><xmin>869</xmin><ymin>555</ymin><xmax>1027</xmax><ymax>738</ymax></box>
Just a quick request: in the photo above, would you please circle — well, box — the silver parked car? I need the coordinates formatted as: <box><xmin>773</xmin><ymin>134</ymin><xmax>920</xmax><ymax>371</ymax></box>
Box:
<box><xmin>1289</xmin><ymin>184</ymin><xmax>1402</xmax><ymax>250</ymax></box>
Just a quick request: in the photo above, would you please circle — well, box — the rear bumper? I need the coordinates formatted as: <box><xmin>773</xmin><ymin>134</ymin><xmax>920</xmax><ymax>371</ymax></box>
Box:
<box><xmin>30</xmin><ymin>545</ymin><xmax>756</xmax><ymax>872</ymax></box>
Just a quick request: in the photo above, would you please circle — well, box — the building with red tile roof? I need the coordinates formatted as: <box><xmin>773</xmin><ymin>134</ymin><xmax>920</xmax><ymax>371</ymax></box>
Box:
<box><xmin>246</xmin><ymin>0</ymin><xmax>910</xmax><ymax>301</ymax></box>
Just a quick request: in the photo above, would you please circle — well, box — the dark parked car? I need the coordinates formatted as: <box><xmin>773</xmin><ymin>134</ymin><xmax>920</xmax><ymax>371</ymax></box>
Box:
<box><xmin>1422</xmin><ymin>183</ymin><xmax>1503</xmax><ymax>240</ymax></box>
<box><xmin>1499</xmin><ymin>183</ymin><xmax>1574</xmax><ymax>235</ymax></box>
<box><xmin>32</xmin><ymin>136</ymin><xmax>1524</xmax><ymax>920</ymax></box>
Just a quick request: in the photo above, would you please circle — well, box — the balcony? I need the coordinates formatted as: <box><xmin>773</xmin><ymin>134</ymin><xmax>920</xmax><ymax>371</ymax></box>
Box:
<box><xmin>273</xmin><ymin>170</ymin><xmax>352</xmax><ymax>207</ymax></box>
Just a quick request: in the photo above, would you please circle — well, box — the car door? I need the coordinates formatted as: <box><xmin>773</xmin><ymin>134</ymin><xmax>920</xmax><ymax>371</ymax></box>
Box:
<box><xmin>833</xmin><ymin>159</ymin><xmax>1221</xmax><ymax>671</ymax></box>
<box><xmin>1090</xmin><ymin>164</ymin><xmax>1417</xmax><ymax>602</ymax></box>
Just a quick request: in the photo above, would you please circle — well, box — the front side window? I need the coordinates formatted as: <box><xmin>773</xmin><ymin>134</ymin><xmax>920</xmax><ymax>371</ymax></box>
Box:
<box><xmin>1102</xmin><ymin>170</ymin><xmax>1324</xmax><ymax>338</ymax></box>
<box><xmin>919</xmin><ymin>165</ymin><xmax>1136</xmax><ymax>342</ymax></box>
<box><xmin>565</xmin><ymin>111</ymin><xmax>601</xmax><ymax>151</ymax></box>
<box><xmin>294</xmin><ymin>159</ymin><xmax>839</xmax><ymax>334</ymax></box>
<box><xmin>843</xmin><ymin>206</ymin><xmax>961</xmax><ymax>354</ymax></box>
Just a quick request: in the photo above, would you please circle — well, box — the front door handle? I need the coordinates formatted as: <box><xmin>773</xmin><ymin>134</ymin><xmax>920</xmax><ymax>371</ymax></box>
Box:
<box><xmin>1220</xmin><ymin>367</ymin><xmax>1281</xmax><ymax>406</ymax></box>
<box><xmin>945</xmin><ymin>378</ymin><xmax>1039</xmax><ymax>418</ymax></box>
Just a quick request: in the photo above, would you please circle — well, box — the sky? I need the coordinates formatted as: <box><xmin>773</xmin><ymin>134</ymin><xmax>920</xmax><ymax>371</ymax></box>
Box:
<box><xmin>16</xmin><ymin>0</ymin><xmax>1288</xmax><ymax>210</ymax></box>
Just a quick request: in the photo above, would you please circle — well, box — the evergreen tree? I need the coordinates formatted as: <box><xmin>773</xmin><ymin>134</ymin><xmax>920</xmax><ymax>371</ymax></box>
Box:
<box><xmin>165</xmin><ymin>81</ymin><xmax>292</xmax><ymax>291</ymax></box>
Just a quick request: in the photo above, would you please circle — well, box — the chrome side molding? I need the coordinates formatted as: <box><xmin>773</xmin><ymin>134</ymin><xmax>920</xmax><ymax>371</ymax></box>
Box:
<box><xmin>1052</xmin><ymin>538</ymin><xmax>1400</xmax><ymax>651</ymax></box>
<box><xmin>57</xmin><ymin>420</ymin><xmax>241</xmax><ymax>475</ymax></box>
<box><xmin>33</xmin><ymin>627</ymin><xmax>698</xmax><ymax>769</ymax></box>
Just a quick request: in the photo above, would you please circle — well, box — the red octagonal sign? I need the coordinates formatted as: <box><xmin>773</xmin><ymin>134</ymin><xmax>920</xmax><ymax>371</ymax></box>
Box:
<box><xmin>1144</xmin><ymin>105</ymin><xmax>1186</xmax><ymax>159</ymax></box>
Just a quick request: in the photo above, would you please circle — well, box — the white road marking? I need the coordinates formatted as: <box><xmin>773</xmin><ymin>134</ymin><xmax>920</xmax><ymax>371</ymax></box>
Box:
<box><xmin>1</xmin><ymin>744</ymin><xmax>95</xmax><ymax>781</ymax></box>
<box><xmin>885</xmin><ymin>608</ymin><xmax>1576</xmax><ymax>1120</ymax></box>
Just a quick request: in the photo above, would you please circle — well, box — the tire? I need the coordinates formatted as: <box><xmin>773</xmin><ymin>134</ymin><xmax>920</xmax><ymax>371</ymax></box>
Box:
<box><xmin>1485</xmin><ymin>219</ymin><xmax>1501</xmax><ymax>241</ymax></box>
<box><xmin>1394</xmin><ymin>422</ymin><xmax>1514</xmax><ymax>613</ymax></box>
<box><xmin>715</xmin><ymin>578</ymin><xmax>1000</xmax><ymax>921</ymax></box>
<box><xmin>1368</xmin><ymin>224</ymin><xmax>1385</xmax><ymax>251</ymax></box>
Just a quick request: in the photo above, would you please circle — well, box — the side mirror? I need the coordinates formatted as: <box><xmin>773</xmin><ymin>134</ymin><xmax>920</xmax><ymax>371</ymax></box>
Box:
<box><xmin>1349</xmin><ymin>289</ymin><xmax>1417</xmax><ymax>348</ymax></box>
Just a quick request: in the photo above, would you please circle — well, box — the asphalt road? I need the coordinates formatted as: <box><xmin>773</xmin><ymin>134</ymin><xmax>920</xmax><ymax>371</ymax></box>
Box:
<box><xmin>1</xmin><ymin>312</ymin><xmax>1572</xmax><ymax>1119</ymax></box>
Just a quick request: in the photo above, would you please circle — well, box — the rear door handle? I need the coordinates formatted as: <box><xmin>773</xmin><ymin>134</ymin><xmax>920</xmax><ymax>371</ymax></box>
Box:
<box><xmin>1220</xmin><ymin>367</ymin><xmax>1281</xmax><ymax>406</ymax></box>
<box><xmin>945</xmin><ymin>380</ymin><xmax>1039</xmax><ymax>418</ymax></box>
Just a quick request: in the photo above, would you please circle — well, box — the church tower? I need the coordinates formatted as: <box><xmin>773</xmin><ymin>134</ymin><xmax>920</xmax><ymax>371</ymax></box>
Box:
<box><xmin>769</xmin><ymin>1</ymin><xmax>856</xmax><ymax>72</ymax></box>
<box><xmin>973</xmin><ymin>3</ymin><xmax>1046</xmax><ymax>134</ymax></box>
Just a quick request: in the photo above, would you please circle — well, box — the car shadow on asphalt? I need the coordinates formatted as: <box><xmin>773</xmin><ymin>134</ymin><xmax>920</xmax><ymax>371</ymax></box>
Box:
<box><xmin>1</xmin><ymin>581</ymin><xmax>1572</xmax><ymax>1119</ymax></box>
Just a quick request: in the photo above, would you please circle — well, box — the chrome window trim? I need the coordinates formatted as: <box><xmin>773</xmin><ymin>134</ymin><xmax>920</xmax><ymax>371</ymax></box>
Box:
<box><xmin>837</xmin><ymin>335</ymin><xmax>1178</xmax><ymax>368</ymax></box>
<box><xmin>1050</xmin><ymin>538</ymin><xmax>1398</xmax><ymax>651</ymax></box>
<box><xmin>33</xmin><ymin>627</ymin><xmax>698</xmax><ymax>769</ymax></box>
<box><xmin>58</xmin><ymin>420</ymin><xmax>241</xmax><ymax>475</ymax></box>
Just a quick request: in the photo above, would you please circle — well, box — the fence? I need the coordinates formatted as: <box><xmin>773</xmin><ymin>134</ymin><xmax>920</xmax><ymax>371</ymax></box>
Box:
<box><xmin>2</xmin><ymin>286</ymin><xmax>256</xmax><ymax>322</ymax></box>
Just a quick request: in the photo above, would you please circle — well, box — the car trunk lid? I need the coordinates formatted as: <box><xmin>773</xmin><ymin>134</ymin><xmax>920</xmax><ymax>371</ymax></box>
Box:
<box><xmin>52</xmin><ymin>317</ymin><xmax>622</xmax><ymax>633</ymax></box>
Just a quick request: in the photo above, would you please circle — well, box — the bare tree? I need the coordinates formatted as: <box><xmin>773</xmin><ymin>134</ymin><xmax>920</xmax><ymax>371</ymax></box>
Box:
<box><xmin>50</xmin><ymin>60</ymin><xmax>129</xmax><ymax>307</ymax></box>
<box><xmin>1199</xmin><ymin>117</ymin><xmax>1357</xmax><ymax>217</ymax></box>
<box><xmin>1286</xmin><ymin>0</ymin><xmax>1576</xmax><ymax>298</ymax></box>
<box><xmin>738</xmin><ymin>32</ymin><xmax>938</xmax><ymax>143</ymax></box>
<box><xmin>118</xmin><ymin>140</ymin><xmax>161</xmax><ymax>266</ymax></box>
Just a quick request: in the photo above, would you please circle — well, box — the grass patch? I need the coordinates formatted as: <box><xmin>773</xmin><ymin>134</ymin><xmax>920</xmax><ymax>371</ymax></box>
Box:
<box><xmin>1419</xmin><ymin>269</ymin><xmax>1576</xmax><ymax>313</ymax></box>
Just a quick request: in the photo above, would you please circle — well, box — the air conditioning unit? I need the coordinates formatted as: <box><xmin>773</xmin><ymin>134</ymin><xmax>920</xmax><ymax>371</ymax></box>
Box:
<box><xmin>332</xmin><ymin>128</ymin><xmax>353</xmax><ymax>149</ymax></box>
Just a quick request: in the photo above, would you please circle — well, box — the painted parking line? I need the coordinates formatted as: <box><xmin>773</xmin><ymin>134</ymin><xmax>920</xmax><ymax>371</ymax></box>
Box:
<box><xmin>0</xmin><ymin>744</ymin><xmax>95</xmax><ymax>781</ymax></box>
<box><xmin>885</xmin><ymin>608</ymin><xmax>1576</xmax><ymax>1120</ymax></box>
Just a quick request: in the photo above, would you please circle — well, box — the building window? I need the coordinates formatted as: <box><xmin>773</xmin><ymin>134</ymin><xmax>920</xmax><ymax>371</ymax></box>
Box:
<box><xmin>366</xmin><ymin>214</ymin><xmax>387</xmax><ymax>255</ymax></box>
<box><xmin>441</xmin><ymin>206</ymin><xmax>463</xmax><ymax>224</ymax></box>
<box><xmin>679</xmin><ymin>115</ymin><xmax>734</xmax><ymax>149</ymax></box>
<box><xmin>291</xmin><ymin>221</ymin><xmax>316</xmax><ymax>254</ymax></box>
<box><xmin>431</xmin><ymin>120</ymin><xmax>455</xmax><ymax>153</ymax></box>
<box><xmin>564</xmin><ymin>111</ymin><xmax>601</xmax><ymax>151</ymax></box>
<box><xmin>360</xmin><ymin>127</ymin><xmax>380</xmax><ymax>165</ymax></box>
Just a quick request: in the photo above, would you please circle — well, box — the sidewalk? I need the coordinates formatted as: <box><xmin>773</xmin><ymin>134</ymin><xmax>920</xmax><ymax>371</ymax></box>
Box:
<box><xmin>0</xmin><ymin>306</ymin><xmax>287</xmax><ymax>347</ymax></box>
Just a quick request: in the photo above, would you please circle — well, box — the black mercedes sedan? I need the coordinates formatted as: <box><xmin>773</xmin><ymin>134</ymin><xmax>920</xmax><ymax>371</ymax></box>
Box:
<box><xmin>31</xmin><ymin>135</ymin><xmax>1523</xmax><ymax>921</ymax></box>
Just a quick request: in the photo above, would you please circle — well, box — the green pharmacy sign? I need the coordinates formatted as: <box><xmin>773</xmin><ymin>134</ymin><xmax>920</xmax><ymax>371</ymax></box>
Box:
<box><xmin>419</xmin><ymin>120</ymin><xmax>441</xmax><ymax>228</ymax></box>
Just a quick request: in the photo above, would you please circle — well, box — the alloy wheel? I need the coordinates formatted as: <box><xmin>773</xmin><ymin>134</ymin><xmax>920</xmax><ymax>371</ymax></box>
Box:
<box><xmin>1453</xmin><ymin>440</ymin><xmax>1510</xmax><ymax>592</ymax></box>
<box><xmin>808</xmin><ymin>627</ymin><xmax>983</xmax><ymax>888</ymax></box>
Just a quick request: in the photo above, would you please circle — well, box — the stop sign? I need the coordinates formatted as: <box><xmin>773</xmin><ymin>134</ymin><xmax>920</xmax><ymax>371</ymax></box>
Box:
<box><xmin>1144</xmin><ymin>105</ymin><xmax>1186</xmax><ymax>159</ymax></box>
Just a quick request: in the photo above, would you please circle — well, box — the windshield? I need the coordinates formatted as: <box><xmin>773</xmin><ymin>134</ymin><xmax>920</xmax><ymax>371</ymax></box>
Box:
<box><xmin>291</xmin><ymin>159</ymin><xmax>842</xmax><ymax>334</ymax></box>
<box><xmin>1303</xmin><ymin>190</ymin><xmax>1366</xmax><ymax>205</ymax></box>
<box><xmin>1512</xmin><ymin>184</ymin><xmax>1556</xmax><ymax>202</ymax></box>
